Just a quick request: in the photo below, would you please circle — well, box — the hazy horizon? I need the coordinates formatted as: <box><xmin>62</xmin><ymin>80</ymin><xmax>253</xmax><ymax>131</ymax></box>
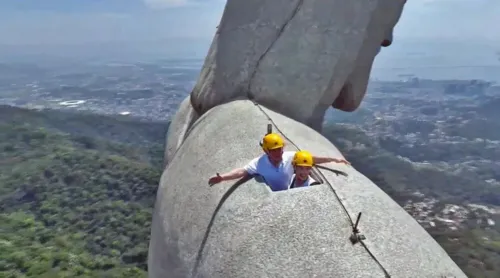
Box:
<box><xmin>0</xmin><ymin>0</ymin><xmax>499</xmax><ymax>82</ymax></box>
<box><xmin>1</xmin><ymin>1</ymin><xmax>499</xmax><ymax>46</ymax></box>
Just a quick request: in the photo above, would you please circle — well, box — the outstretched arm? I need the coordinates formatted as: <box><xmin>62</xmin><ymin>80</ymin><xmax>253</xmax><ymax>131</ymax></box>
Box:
<box><xmin>313</xmin><ymin>156</ymin><xmax>350</xmax><ymax>165</ymax></box>
<box><xmin>220</xmin><ymin>168</ymin><xmax>248</xmax><ymax>181</ymax></box>
<box><xmin>208</xmin><ymin>168</ymin><xmax>249</xmax><ymax>186</ymax></box>
<box><xmin>209</xmin><ymin>157</ymin><xmax>259</xmax><ymax>186</ymax></box>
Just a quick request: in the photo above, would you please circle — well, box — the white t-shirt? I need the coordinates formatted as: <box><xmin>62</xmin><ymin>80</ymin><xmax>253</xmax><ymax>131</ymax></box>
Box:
<box><xmin>243</xmin><ymin>151</ymin><xmax>295</xmax><ymax>191</ymax></box>
<box><xmin>289</xmin><ymin>174</ymin><xmax>317</xmax><ymax>189</ymax></box>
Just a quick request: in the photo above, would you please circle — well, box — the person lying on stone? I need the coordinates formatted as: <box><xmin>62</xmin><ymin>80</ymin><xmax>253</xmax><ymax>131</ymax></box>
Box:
<box><xmin>208</xmin><ymin>133</ymin><xmax>350</xmax><ymax>191</ymax></box>
<box><xmin>289</xmin><ymin>150</ymin><xmax>320</xmax><ymax>189</ymax></box>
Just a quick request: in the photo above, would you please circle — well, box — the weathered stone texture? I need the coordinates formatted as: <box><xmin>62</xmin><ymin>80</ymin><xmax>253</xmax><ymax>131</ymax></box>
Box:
<box><xmin>164</xmin><ymin>96</ymin><xmax>199</xmax><ymax>166</ymax></box>
<box><xmin>149</xmin><ymin>101</ymin><xmax>467</xmax><ymax>278</ymax></box>
<box><xmin>190</xmin><ymin>0</ymin><xmax>406</xmax><ymax>131</ymax></box>
<box><xmin>149</xmin><ymin>0</ymin><xmax>467</xmax><ymax>277</ymax></box>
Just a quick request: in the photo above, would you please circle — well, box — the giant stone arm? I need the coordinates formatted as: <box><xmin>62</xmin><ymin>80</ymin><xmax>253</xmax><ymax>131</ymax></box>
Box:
<box><xmin>150</xmin><ymin>0</ymin><xmax>468</xmax><ymax>277</ymax></box>
<box><xmin>188</xmin><ymin>0</ymin><xmax>405</xmax><ymax>131</ymax></box>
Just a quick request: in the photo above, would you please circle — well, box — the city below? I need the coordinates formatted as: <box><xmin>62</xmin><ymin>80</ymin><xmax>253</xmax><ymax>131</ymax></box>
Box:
<box><xmin>1</xmin><ymin>59</ymin><xmax>499</xmax><ymax>277</ymax></box>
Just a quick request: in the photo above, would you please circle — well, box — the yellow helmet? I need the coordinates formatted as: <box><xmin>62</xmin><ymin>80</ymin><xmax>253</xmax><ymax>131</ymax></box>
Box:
<box><xmin>292</xmin><ymin>150</ymin><xmax>314</xmax><ymax>167</ymax></box>
<box><xmin>261</xmin><ymin>133</ymin><xmax>285</xmax><ymax>152</ymax></box>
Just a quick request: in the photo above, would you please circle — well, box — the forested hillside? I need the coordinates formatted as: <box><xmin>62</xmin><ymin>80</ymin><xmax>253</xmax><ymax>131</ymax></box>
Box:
<box><xmin>0</xmin><ymin>106</ymin><xmax>166</xmax><ymax>278</ymax></box>
<box><xmin>0</xmin><ymin>105</ymin><xmax>499</xmax><ymax>277</ymax></box>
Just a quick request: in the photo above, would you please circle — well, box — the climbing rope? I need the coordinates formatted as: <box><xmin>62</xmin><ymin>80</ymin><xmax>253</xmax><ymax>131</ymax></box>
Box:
<box><xmin>170</xmin><ymin>96</ymin><xmax>391</xmax><ymax>277</ymax></box>
<box><xmin>250</xmin><ymin>99</ymin><xmax>392</xmax><ymax>278</ymax></box>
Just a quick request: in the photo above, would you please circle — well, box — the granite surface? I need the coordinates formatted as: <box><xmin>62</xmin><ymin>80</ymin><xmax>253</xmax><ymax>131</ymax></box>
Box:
<box><xmin>148</xmin><ymin>100</ymin><xmax>467</xmax><ymax>278</ymax></box>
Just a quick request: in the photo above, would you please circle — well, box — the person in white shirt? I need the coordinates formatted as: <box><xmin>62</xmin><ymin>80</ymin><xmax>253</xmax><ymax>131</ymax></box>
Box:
<box><xmin>208</xmin><ymin>133</ymin><xmax>350</xmax><ymax>191</ymax></box>
<box><xmin>289</xmin><ymin>150</ymin><xmax>319</xmax><ymax>189</ymax></box>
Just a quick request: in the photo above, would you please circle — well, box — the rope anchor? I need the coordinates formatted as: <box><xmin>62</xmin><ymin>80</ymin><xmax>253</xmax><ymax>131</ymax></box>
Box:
<box><xmin>260</xmin><ymin>124</ymin><xmax>274</xmax><ymax>148</ymax></box>
<box><xmin>349</xmin><ymin>212</ymin><xmax>366</xmax><ymax>244</ymax></box>
<box><xmin>267</xmin><ymin>123</ymin><xmax>273</xmax><ymax>135</ymax></box>
<box><xmin>251</xmin><ymin>101</ymin><xmax>390</xmax><ymax>276</ymax></box>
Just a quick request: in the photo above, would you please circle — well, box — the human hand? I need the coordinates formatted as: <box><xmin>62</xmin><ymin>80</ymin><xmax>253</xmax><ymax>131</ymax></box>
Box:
<box><xmin>334</xmin><ymin>158</ymin><xmax>351</xmax><ymax>165</ymax></box>
<box><xmin>208</xmin><ymin>173</ymin><xmax>223</xmax><ymax>186</ymax></box>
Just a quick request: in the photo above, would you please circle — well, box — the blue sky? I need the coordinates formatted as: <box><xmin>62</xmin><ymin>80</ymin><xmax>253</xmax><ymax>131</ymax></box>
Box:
<box><xmin>0</xmin><ymin>0</ymin><xmax>498</xmax><ymax>57</ymax></box>
<box><xmin>396</xmin><ymin>0</ymin><xmax>499</xmax><ymax>42</ymax></box>
<box><xmin>0</xmin><ymin>0</ymin><xmax>226</xmax><ymax>45</ymax></box>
